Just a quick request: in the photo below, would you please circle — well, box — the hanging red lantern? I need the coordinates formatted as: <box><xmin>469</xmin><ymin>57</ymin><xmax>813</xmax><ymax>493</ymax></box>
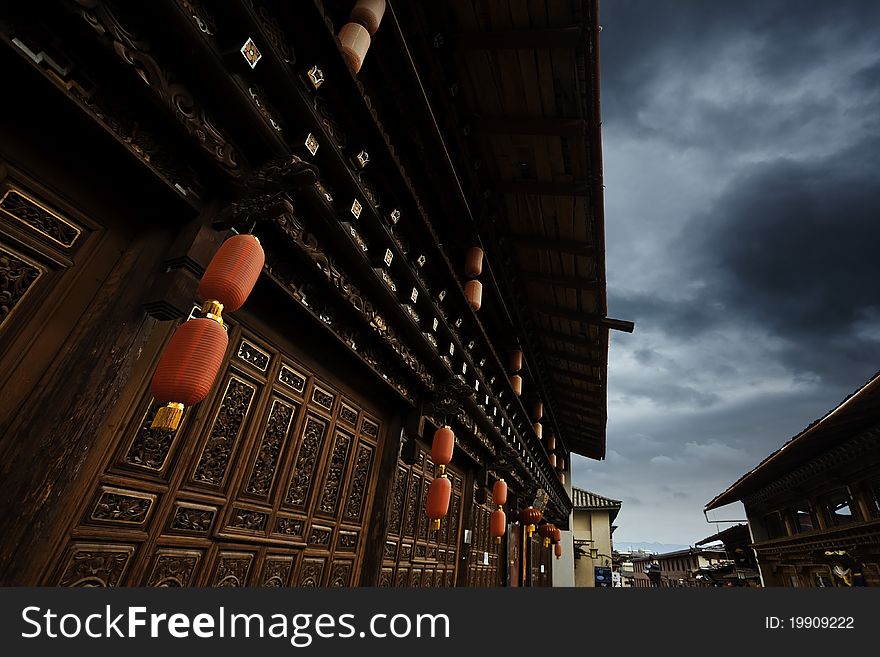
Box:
<box><xmin>557</xmin><ymin>457</ymin><xmax>565</xmax><ymax>472</ymax></box>
<box><xmin>533</xmin><ymin>400</ymin><xmax>543</xmax><ymax>420</ymax></box>
<box><xmin>350</xmin><ymin>0</ymin><xmax>386</xmax><ymax>35</ymax></box>
<box><xmin>464</xmin><ymin>246</ymin><xmax>483</xmax><ymax>277</ymax></box>
<box><xmin>199</xmin><ymin>234</ymin><xmax>265</xmax><ymax>322</ymax></box>
<box><xmin>554</xmin><ymin>542</ymin><xmax>562</xmax><ymax>560</ymax></box>
<box><xmin>546</xmin><ymin>435</ymin><xmax>556</xmax><ymax>452</ymax></box>
<box><xmin>425</xmin><ymin>474</ymin><xmax>451</xmax><ymax>531</ymax></box>
<box><xmin>339</xmin><ymin>22</ymin><xmax>371</xmax><ymax>73</ymax></box>
<box><xmin>464</xmin><ymin>279</ymin><xmax>482</xmax><ymax>311</ymax></box>
<box><xmin>558</xmin><ymin>471</ymin><xmax>565</xmax><ymax>485</ymax></box>
<box><xmin>519</xmin><ymin>506</ymin><xmax>542</xmax><ymax>538</ymax></box>
<box><xmin>492</xmin><ymin>478</ymin><xmax>508</xmax><ymax>506</ymax></box>
<box><xmin>150</xmin><ymin>318</ymin><xmax>229</xmax><ymax>430</ymax></box>
<box><xmin>533</xmin><ymin>421</ymin><xmax>542</xmax><ymax>439</ymax></box>
<box><xmin>549</xmin><ymin>453</ymin><xmax>557</xmax><ymax>469</ymax></box>
<box><xmin>538</xmin><ymin>523</ymin><xmax>555</xmax><ymax>548</ymax></box>
<box><xmin>510</xmin><ymin>349</ymin><xmax>522</xmax><ymax>373</ymax></box>
<box><xmin>552</xmin><ymin>527</ymin><xmax>562</xmax><ymax>545</ymax></box>
<box><xmin>511</xmin><ymin>374</ymin><xmax>523</xmax><ymax>396</ymax></box>
<box><xmin>431</xmin><ymin>426</ymin><xmax>455</xmax><ymax>474</ymax></box>
<box><xmin>490</xmin><ymin>508</ymin><xmax>506</xmax><ymax>544</ymax></box>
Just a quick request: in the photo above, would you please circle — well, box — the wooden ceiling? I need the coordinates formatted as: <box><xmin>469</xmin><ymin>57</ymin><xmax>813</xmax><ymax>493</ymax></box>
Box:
<box><xmin>435</xmin><ymin>0</ymin><xmax>613</xmax><ymax>459</ymax></box>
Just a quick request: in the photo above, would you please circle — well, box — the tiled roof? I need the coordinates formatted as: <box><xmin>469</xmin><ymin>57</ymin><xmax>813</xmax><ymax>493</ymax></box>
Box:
<box><xmin>571</xmin><ymin>487</ymin><xmax>622</xmax><ymax>511</ymax></box>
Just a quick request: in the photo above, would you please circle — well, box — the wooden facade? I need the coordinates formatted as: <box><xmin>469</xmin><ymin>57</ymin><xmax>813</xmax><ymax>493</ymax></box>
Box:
<box><xmin>0</xmin><ymin>0</ymin><xmax>612</xmax><ymax>586</ymax></box>
<box><xmin>707</xmin><ymin>372</ymin><xmax>880</xmax><ymax>587</ymax></box>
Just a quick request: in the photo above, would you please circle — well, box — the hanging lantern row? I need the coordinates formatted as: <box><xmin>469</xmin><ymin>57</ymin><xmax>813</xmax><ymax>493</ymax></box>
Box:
<box><xmin>425</xmin><ymin>426</ymin><xmax>455</xmax><ymax>531</ymax></box>
<box><xmin>151</xmin><ymin>234</ymin><xmax>265</xmax><ymax>431</ymax></box>
<box><xmin>489</xmin><ymin>478</ymin><xmax>507</xmax><ymax>544</ymax></box>
<box><xmin>464</xmin><ymin>246</ymin><xmax>483</xmax><ymax>311</ymax></box>
<box><xmin>533</xmin><ymin>421</ymin><xmax>542</xmax><ymax>440</ymax></box>
<box><xmin>519</xmin><ymin>505</ymin><xmax>542</xmax><ymax>538</ymax></box>
<box><xmin>338</xmin><ymin>0</ymin><xmax>387</xmax><ymax>73</ymax></box>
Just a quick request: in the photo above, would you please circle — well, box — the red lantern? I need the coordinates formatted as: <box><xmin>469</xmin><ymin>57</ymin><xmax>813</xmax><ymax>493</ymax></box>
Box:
<box><xmin>490</xmin><ymin>508</ymin><xmax>506</xmax><ymax>544</ymax></box>
<box><xmin>533</xmin><ymin>400</ymin><xmax>543</xmax><ymax>420</ymax></box>
<box><xmin>464</xmin><ymin>279</ymin><xmax>482</xmax><ymax>311</ymax></box>
<box><xmin>199</xmin><ymin>234</ymin><xmax>265</xmax><ymax>321</ymax></box>
<box><xmin>549</xmin><ymin>453</ymin><xmax>557</xmax><ymax>469</ymax></box>
<box><xmin>552</xmin><ymin>528</ymin><xmax>562</xmax><ymax>544</ymax></box>
<box><xmin>519</xmin><ymin>506</ymin><xmax>542</xmax><ymax>537</ymax></box>
<box><xmin>492</xmin><ymin>478</ymin><xmax>508</xmax><ymax>507</ymax></box>
<box><xmin>555</xmin><ymin>542</ymin><xmax>562</xmax><ymax>560</ymax></box>
<box><xmin>546</xmin><ymin>435</ymin><xmax>556</xmax><ymax>452</ymax></box>
<box><xmin>425</xmin><ymin>475</ymin><xmax>451</xmax><ymax>531</ymax></box>
<box><xmin>558</xmin><ymin>471</ymin><xmax>565</xmax><ymax>485</ymax></box>
<box><xmin>510</xmin><ymin>349</ymin><xmax>522</xmax><ymax>373</ymax></box>
<box><xmin>339</xmin><ymin>22</ymin><xmax>371</xmax><ymax>73</ymax></box>
<box><xmin>150</xmin><ymin>318</ymin><xmax>229</xmax><ymax>430</ymax></box>
<box><xmin>431</xmin><ymin>426</ymin><xmax>455</xmax><ymax>473</ymax></box>
<box><xmin>533</xmin><ymin>421</ymin><xmax>542</xmax><ymax>439</ymax></box>
<box><xmin>464</xmin><ymin>246</ymin><xmax>483</xmax><ymax>277</ymax></box>
<box><xmin>538</xmin><ymin>523</ymin><xmax>555</xmax><ymax>548</ymax></box>
<box><xmin>511</xmin><ymin>374</ymin><xmax>523</xmax><ymax>396</ymax></box>
<box><xmin>557</xmin><ymin>457</ymin><xmax>565</xmax><ymax>472</ymax></box>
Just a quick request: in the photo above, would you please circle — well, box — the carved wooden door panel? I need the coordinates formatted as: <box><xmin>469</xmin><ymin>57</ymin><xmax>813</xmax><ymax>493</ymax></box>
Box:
<box><xmin>47</xmin><ymin>324</ymin><xmax>384</xmax><ymax>586</ymax></box>
<box><xmin>466</xmin><ymin>491</ymin><xmax>503</xmax><ymax>587</ymax></box>
<box><xmin>380</xmin><ymin>445</ymin><xmax>465</xmax><ymax>587</ymax></box>
<box><xmin>529</xmin><ymin>534</ymin><xmax>552</xmax><ymax>587</ymax></box>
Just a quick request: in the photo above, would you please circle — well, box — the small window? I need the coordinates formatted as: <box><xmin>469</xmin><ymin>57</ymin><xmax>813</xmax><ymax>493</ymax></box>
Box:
<box><xmin>792</xmin><ymin>505</ymin><xmax>814</xmax><ymax>533</ymax></box>
<box><xmin>825</xmin><ymin>491</ymin><xmax>855</xmax><ymax>526</ymax></box>
<box><xmin>764</xmin><ymin>511</ymin><xmax>786</xmax><ymax>539</ymax></box>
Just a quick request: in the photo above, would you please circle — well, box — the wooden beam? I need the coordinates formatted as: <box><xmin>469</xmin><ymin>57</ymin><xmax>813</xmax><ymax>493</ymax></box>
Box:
<box><xmin>453</xmin><ymin>27</ymin><xmax>584</xmax><ymax>50</ymax></box>
<box><xmin>549</xmin><ymin>368</ymin><xmax>604</xmax><ymax>387</ymax></box>
<box><xmin>554</xmin><ymin>388</ymin><xmax>603</xmax><ymax>404</ymax></box>
<box><xmin>475</xmin><ymin>115</ymin><xmax>586</xmax><ymax>136</ymax></box>
<box><xmin>519</xmin><ymin>270</ymin><xmax>599</xmax><ymax>291</ymax></box>
<box><xmin>505</xmin><ymin>234</ymin><xmax>594</xmax><ymax>256</ymax></box>
<box><xmin>496</xmin><ymin>180</ymin><xmax>589</xmax><ymax>196</ymax></box>
<box><xmin>535</xmin><ymin>304</ymin><xmax>635</xmax><ymax>333</ymax></box>
<box><xmin>537</xmin><ymin>328</ymin><xmax>601</xmax><ymax>347</ymax></box>
<box><xmin>542</xmin><ymin>348</ymin><xmax>601</xmax><ymax>367</ymax></box>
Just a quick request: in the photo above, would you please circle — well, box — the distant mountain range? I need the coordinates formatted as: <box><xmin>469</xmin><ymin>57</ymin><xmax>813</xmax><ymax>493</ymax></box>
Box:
<box><xmin>612</xmin><ymin>541</ymin><xmax>691</xmax><ymax>554</ymax></box>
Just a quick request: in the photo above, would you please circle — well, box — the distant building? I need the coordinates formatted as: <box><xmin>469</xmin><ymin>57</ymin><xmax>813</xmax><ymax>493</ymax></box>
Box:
<box><xmin>569</xmin><ymin>487</ymin><xmax>622</xmax><ymax>587</ymax></box>
<box><xmin>706</xmin><ymin>372</ymin><xmax>880</xmax><ymax>587</ymax></box>
<box><xmin>630</xmin><ymin>547</ymin><xmax>727</xmax><ymax>588</ymax></box>
<box><xmin>695</xmin><ymin>525</ymin><xmax>761</xmax><ymax>587</ymax></box>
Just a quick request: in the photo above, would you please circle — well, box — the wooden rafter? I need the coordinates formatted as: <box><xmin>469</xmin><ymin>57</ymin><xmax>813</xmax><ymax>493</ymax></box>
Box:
<box><xmin>452</xmin><ymin>27</ymin><xmax>584</xmax><ymax>50</ymax></box>
<box><xmin>542</xmin><ymin>348</ymin><xmax>600</xmax><ymax>367</ymax></box>
<box><xmin>496</xmin><ymin>180</ymin><xmax>590</xmax><ymax>196</ymax></box>
<box><xmin>505</xmin><ymin>234</ymin><xmax>594</xmax><ymax>256</ymax></box>
<box><xmin>534</xmin><ymin>303</ymin><xmax>635</xmax><ymax>333</ymax></box>
<box><xmin>475</xmin><ymin>115</ymin><xmax>586</xmax><ymax>136</ymax></box>
<box><xmin>537</xmin><ymin>328</ymin><xmax>601</xmax><ymax>347</ymax></box>
<box><xmin>519</xmin><ymin>270</ymin><xmax>599</xmax><ymax>290</ymax></box>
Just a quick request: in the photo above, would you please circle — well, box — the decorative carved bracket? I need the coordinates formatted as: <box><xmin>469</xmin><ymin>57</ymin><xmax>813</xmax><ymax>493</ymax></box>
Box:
<box><xmin>427</xmin><ymin>374</ymin><xmax>475</xmax><ymax>423</ymax></box>
<box><xmin>214</xmin><ymin>155</ymin><xmax>318</xmax><ymax>230</ymax></box>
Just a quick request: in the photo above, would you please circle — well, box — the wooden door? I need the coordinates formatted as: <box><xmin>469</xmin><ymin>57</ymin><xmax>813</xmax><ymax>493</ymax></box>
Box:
<box><xmin>466</xmin><ymin>493</ymin><xmax>503</xmax><ymax>587</ymax></box>
<box><xmin>379</xmin><ymin>445</ymin><xmax>465</xmax><ymax>587</ymax></box>
<box><xmin>46</xmin><ymin>323</ymin><xmax>386</xmax><ymax>586</ymax></box>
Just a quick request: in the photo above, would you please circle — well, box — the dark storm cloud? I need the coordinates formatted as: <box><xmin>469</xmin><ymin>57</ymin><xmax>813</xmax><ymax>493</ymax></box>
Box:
<box><xmin>578</xmin><ymin>1</ymin><xmax>880</xmax><ymax>544</ymax></box>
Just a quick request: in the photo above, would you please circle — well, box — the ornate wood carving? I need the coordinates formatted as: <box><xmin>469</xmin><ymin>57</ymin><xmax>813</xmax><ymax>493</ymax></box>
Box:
<box><xmin>123</xmin><ymin>402</ymin><xmax>181</xmax><ymax>472</ymax></box>
<box><xmin>336</xmin><ymin>531</ymin><xmax>358</xmax><ymax>553</ymax></box>
<box><xmin>56</xmin><ymin>543</ymin><xmax>135</xmax><ymax>587</ymax></box>
<box><xmin>329</xmin><ymin>560</ymin><xmax>353</xmax><ymax>587</ymax></box>
<box><xmin>145</xmin><ymin>549</ymin><xmax>201</xmax><ymax>587</ymax></box>
<box><xmin>285</xmin><ymin>415</ymin><xmax>327</xmax><ymax>509</ymax></box>
<box><xmin>192</xmin><ymin>377</ymin><xmax>256</xmax><ymax>487</ymax></box>
<box><xmin>317</xmin><ymin>431</ymin><xmax>352</xmax><ymax>516</ymax></box>
<box><xmin>169</xmin><ymin>503</ymin><xmax>215</xmax><ymax>534</ymax></box>
<box><xmin>1</xmin><ymin>18</ymin><xmax>204</xmax><ymax>198</ymax></box>
<box><xmin>245</xmin><ymin>398</ymin><xmax>296</xmax><ymax>498</ymax></box>
<box><xmin>297</xmin><ymin>557</ymin><xmax>325</xmax><ymax>587</ymax></box>
<box><xmin>395</xmin><ymin>567</ymin><xmax>409</xmax><ymax>587</ymax></box>
<box><xmin>404</xmin><ymin>473</ymin><xmax>420</xmax><ymax>538</ymax></box>
<box><xmin>274</xmin><ymin>517</ymin><xmax>305</xmax><ymax>539</ymax></box>
<box><xmin>308</xmin><ymin>525</ymin><xmax>333</xmax><ymax>547</ymax></box>
<box><xmin>311</xmin><ymin>386</ymin><xmax>334</xmax><ymax>411</ymax></box>
<box><xmin>343</xmin><ymin>442</ymin><xmax>374</xmax><ymax>523</ymax></box>
<box><xmin>378</xmin><ymin>567</ymin><xmax>393</xmax><ymax>587</ymax></box>
<box><xmin>278</xmin><ymin>364</ymin><xmax>306</xmax><ymax>394</ymax></box>
<box><xmin>0</xmin><ymin>243</ymin><xmax>44</xmax><ymax>331</ymax></box>
<box><xmin>0</xmin><ymin>187</ymin><xmax>81</xmax><ymax>248</ymax></box>
<box><xmin>212</xmin><ymin>552</ymin><xmax>254</xmax><ymax>587</ymax></box>
<box><xmin>260</xmin><ymin>555</ymin><xmax>294</xmax><ymax>587</ymax></box>
<box><xmin>73</xmin><ymin>0</ymin><xmax>242</xmax><ymax>174</ymax></box>
<box><xmin>228</xmin><ymin>508</ymin><xmax>268</xmax><ymax>531</ymax></box>
<box><xmin>339</xmin><ymin>403</ymin><xmax>358</xmax><ymax>427</ymax></box>
<box><xmin>236</xmin><ymin>339</ymin><xmax>270</xmax><ymax>371</ymax></box>
<box><xmin>89</xmin><ymin>488</ymin><xmax>154</xmax><ymax>525</ymax></box>
<box><xmin>388</xmin><ymin>466</ymin><xmax>408</xmax><ymax>536</ymax></box>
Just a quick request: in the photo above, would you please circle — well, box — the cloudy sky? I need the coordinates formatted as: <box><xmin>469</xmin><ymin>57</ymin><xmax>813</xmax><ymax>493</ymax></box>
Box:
<box><xmin>571</xmin><ymin>0</ymin><xmax>880</xmax><ymax>546</ymax></box>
